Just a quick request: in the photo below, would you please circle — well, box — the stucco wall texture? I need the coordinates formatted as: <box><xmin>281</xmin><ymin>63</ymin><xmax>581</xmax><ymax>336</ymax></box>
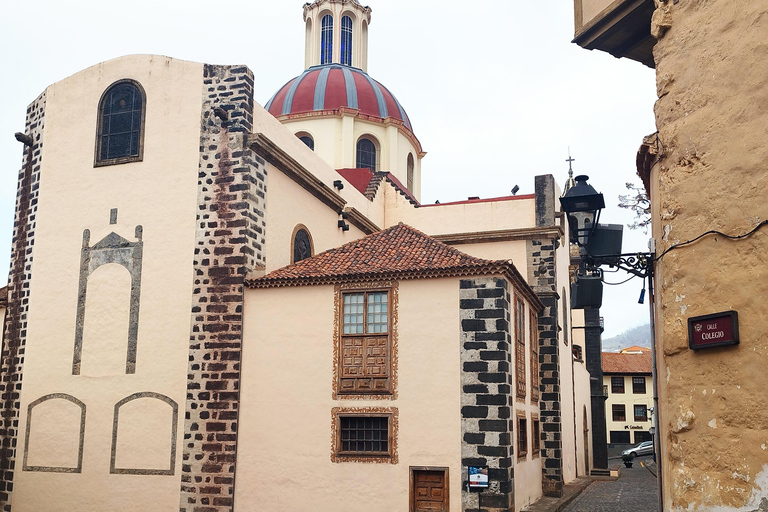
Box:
<box><xmin>651</xmin><ymin>2</ymin><xmax>768</xmax><ymax>510</ymax></box>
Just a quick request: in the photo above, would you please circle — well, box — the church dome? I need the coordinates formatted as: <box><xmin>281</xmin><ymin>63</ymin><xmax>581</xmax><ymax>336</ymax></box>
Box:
<box><xmin>265</xmin><ymin>64</ymin><xmax>413</xmax><ymax>133</ymax></box>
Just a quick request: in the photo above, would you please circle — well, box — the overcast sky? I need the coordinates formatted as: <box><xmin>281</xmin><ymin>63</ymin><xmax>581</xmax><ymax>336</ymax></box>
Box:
<box><xmin>0</xmin><ymin>0</ymin><xmax>658</xmax><ymax>338</ymax></box>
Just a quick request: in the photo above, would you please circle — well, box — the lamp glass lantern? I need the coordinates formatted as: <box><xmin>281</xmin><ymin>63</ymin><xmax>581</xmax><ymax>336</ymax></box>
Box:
<box><xmin>559</xmin><ymin>175</ymin><xmax>605</xmax><ymax>248</ymax></box>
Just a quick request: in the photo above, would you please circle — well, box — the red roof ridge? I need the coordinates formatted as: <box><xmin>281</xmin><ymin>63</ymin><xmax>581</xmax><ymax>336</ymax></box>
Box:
<box><xmin>602</xmin><ymin>351</ymin><xmax>653</xmax><ymax>374</ymax></box>
<box><xmin>247</xmin><ymin>223</ymin><xmax>542</xmax><ymax>310</ymax></box>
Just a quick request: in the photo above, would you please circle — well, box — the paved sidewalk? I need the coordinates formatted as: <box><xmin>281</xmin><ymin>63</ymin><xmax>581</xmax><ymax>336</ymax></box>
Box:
<box><xmin>521</xmin><ymin>477</ymin><xmax>595</xmax><ymax>512</ymax></box>
<box><xmin>562</xmin><ymin>457</ymin><xmax>659</xmax><ymax>512</ymax></box>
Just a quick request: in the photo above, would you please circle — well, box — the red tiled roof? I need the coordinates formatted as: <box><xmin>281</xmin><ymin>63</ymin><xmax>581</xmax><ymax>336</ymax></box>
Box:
<box><xmin>336</xmin><ymin>168</ymin><xmax>374</xmax><ymax>195</ymax></box>
<box><xmin>248</xmin><ymin>223</ymin><xmax>542</xmax><ymax>310</ymax></box>
<box><xmin>602</xmin><ymin>351</ymin><xmax>652</xmax><ymax>374</ymax></box>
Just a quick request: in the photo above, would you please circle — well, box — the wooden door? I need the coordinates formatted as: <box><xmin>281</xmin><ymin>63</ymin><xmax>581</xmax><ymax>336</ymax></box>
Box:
<box><xmin>411</xmin><ymin>469</ymin><xmax>448</xmax><ymax>512</ymax></box>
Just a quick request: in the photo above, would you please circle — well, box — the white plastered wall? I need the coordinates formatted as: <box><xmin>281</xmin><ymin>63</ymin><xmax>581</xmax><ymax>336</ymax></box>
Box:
<box><xmin>237</xmin><ymin>278</ymin><xmax>462</xmax><ymax>512</ymax></box>
<box><xmin>278</xmin><ymin>114</ymin><xmax>423</xmax><ymax>201</ymax></box>
<box><xmin>13</xmin><ymin>55</ymin><xmax>204</xmax><ymax>512</ymax></box>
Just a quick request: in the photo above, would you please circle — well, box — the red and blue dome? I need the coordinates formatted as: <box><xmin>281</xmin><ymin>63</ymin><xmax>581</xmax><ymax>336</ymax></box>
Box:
<box><xmin>266</xmin><ymin>64</ymin><xmax>413</xmax><ymax>132</ymax></box>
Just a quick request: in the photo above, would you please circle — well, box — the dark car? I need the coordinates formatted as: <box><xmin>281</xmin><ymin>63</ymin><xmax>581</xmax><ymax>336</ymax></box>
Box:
<box><xmin>621</xmin><ymin>440</ymin><xmax>654</xmax><ymax>458</ymax></box>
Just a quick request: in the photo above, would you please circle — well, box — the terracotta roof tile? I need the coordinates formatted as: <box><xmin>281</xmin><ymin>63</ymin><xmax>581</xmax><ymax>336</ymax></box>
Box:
<box><xmin>247</xmin><ymin>223</ymin><xmax>542</xmax><ymax>310</ymax></box>
<box><xmin>602</xmin><ymin>351</ymin><xmax>652</xmax><ymax>374</ymax></box>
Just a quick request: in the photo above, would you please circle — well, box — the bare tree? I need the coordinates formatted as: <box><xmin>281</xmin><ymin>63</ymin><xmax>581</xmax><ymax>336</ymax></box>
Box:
<box><xmin>618</xmin><ymin>182</ymin><xmax>650</xmax><ymax>232</ymax></box>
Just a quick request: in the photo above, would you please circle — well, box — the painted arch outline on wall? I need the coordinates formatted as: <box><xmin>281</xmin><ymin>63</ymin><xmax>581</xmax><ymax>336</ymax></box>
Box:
<box><xmin>73</xmin><ymin>226</ymin><xmax>143</xmax><ymax>375</ymax></box>
<box><xmin>111</xmin><ymin>392</ymin><xmax>178</xmax><ymax>475</ymax></box>
<box><xmin>23</xmin><ymin>393</ymin><xmax>86</xmax><ymax>473</ymax></box>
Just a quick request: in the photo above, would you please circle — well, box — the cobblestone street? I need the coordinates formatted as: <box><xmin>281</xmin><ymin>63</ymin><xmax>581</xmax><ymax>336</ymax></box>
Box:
<box><xmin>562</xmin><ymin>457</ymin><xmax>659</xmax><ymax>512</ymax></box>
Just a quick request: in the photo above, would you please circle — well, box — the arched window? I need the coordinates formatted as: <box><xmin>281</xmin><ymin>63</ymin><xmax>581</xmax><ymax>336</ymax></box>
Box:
<box><xmin>297</xmin><ymin>133</ymin><xmax>314</xmax><ymax>151</ymax></box>
<box><xmin>407</xmin><ymin>153</ymin><xmax>414</xmax><ymax>191</ymax></box>
<box><xmin>96</xmin><ymin>80</ymin><xmax>145</xmax><ymax>166</ymax></box>
<box><xmin>356</xmin><ymin>137</ymin><xmax>376</xmax><ymax>171</ymax></box>
<box><xmin>321</xmin><ymin>15</ymin><xmax>333</xmax><ymax>65</ymax></box>
<box><xmin>341</xmin><ymin>16</ymin><xmax>353</xmax><ymax>66</ymax></box>
<box><xmin>292</xmin><ymin>226</ymin><xmax>314</xmax><ymax>264</ymax></box>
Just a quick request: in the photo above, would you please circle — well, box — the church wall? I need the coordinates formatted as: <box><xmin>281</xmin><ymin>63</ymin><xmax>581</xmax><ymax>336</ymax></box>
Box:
<box><xmin>398</xmin><ymin>197</ymin><xmax>536</xmax><ymax>237</ymax></box>
<box><xmin>278</xmin><ymin>114</ymin><xmax>421</xmax><ymax>200</ymax></box>
<box><xmin>11</xmin><ymin>55</ymin><xmax>205</xmax><ymax>511</ymax></box>
<box><xmin>250</xmin><ymin>106</ymin><xmax>384</xmax><ymax>225</ymax></box>
<box><xmin>554</xmin><ymin>236</ymin><xmax>579</xmax><ymax>484</ymax></box>
<box><xmin>237</xmin><ymin>278</ymin><xmax>463</xmax><ymax>512</ymax></box>
<box><xmin>445</xmin><ymin>241</ymin><xmax>528</xmax><ymax>267</ymax></box>
<box><xmin>264</xmin><ymin>164</ymin><xmax>366</xmax><ymax>272</ymax></box>
<box><xmin>649</xmin><ymin>2</ymin><xmax>768</xmax><ymax>510</ymax></box>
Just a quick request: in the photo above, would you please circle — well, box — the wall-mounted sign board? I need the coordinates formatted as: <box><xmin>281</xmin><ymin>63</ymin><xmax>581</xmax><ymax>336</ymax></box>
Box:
<box><xmin>688</xmin><ymin>311</ymin><xmax>739</xmax><ymax>350</ymax></box>
<box><xmin>468</xmin><ymin>466</ymin><xmax>489</xmax><ymax>489</ymax></box>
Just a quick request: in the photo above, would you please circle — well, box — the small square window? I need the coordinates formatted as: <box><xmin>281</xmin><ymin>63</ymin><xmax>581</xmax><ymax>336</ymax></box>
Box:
<box><xmin>611</xmin><ymin>377</ymin><xmax>625</xmax><ymax>394</ymax></box>
<box><xmin>332</xmin><ymin>408</ymin><xmax>397</xmax><ymax>463</ymax></box>
<box><xmin>612</xmin><ymin>404</ymin><xmax>626</xmax><ymax>422</ymax></box>
<box><xmin>634</xmin><ymin>405</ymin><xmax>648</xmax><ymax>422</ymax></box>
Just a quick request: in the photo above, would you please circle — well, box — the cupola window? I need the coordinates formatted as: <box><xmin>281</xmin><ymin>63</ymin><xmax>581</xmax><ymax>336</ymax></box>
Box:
<box><xmin>356</xmin><ymin>137</ymin><xmax>376</xmax><ymax>171</ymax></box>
<box><xmin>321</xmin><ymin>15</ymin><xmax>333</xmax><ymax>65</ymax></box>
<box><xmin>341</xmin><ymin>16</ymin><xmax>353</xmax><ymax>66</ymax></box>
<box><xmin>297</xmin><ymin>133</ymin><xmax>314</xmax><ymax>151</ymax></box>
<box><xmin>96</xmin><ymin>80</ymin><xmax>145</xmax><ymax>166</ymax></box>
<box><xmin>406</xmin><ymin>153</ymin><xmax>414</xmax><ymax>191</ymax></box>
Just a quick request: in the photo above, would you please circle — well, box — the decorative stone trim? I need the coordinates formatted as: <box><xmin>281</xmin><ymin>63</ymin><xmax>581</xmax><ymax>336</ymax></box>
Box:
<box><xmin>460</xmin><ymin>277</ymin><xmax>514</xmax><ymax>512</ymax></box>
<box><xmin>330</xmin><ymin>407</ymin><xmax>398</xmax><ymax>464</ymax></box>
<box><xmin>527</xmin><ymin>236</ymin><xmax>564</xmax><ymax>497</ymax></box>
<box><xmin>332</xmin><ymin>281</ymin><xmax>398</xmax><ymax>400</ymax></box>
<box><xmin>111</xmin><ymin>392</ymin><xmax>178</xmax><ymax>475</ymax></box>
<box><xmin>73</xmin><ymin>227</ymin><xmax>143</xmax><ymax>375</ymax></box>
<box><xmin>179</xmin><ymin>64</ymin><xmax>265</xmax><ymax>512</ymax></box>
<box><xmin>22</xmin><ymin>394</ymin><xmax>85</xmax><ymax>473</ymax></box>
<box><xmin>1</xmin><ymin>91</ymin><xmax>46</xmax><ymax>511</ymax></box>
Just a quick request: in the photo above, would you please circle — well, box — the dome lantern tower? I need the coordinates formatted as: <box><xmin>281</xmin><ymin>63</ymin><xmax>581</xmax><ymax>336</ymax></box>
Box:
<box><xmin>303</xmin><ymin>0</ymin><xmax>372</xmax><ymax>71</ymax></box>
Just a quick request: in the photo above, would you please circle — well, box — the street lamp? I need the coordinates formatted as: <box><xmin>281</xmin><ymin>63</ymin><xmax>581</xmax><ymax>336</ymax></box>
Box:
<box><xmin>560</xmin><ymin>175</ymin><xmax>605</xmax><ymax>248</ymax></box>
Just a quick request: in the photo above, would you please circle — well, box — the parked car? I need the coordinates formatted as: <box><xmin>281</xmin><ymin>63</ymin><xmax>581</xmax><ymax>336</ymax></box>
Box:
<box><xmin>621</xmin><ymin>440</ymin><xmax>654</xmax><ymax>458</ymax></box>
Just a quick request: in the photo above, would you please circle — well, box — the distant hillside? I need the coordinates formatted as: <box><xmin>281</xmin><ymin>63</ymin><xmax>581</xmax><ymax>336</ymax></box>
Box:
<box><xmin>602</xmin><ymin>324</ymin><xmax>651</xmax><ymax>353</ymax></box>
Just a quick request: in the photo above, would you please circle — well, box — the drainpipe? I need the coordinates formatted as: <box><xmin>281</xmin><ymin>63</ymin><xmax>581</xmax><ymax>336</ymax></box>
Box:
<box><xmin>648</xmin><ymin>260</ymin><xmax>664</xmax><ymax>512</ymax></box>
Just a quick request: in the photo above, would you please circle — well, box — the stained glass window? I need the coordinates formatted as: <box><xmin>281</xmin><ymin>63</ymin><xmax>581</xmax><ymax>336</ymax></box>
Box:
<box><xmin>356</xmin><ymin>137</ymin><xmax>376</xmax><ymax>171</ymax></box>
<box><xmin>341</xmin><ymin>16</ymin><xmax>353</xmax><ymax>66</ymax></box>
<box><xmin>97</xmin><ymin>81</ymin><xmax>144</xmax><ymax>165</ymax></box>
<box><xmin>321</xmin><ymin>15</ymin><xmax>333</xmax><ymax>65</ymax></box>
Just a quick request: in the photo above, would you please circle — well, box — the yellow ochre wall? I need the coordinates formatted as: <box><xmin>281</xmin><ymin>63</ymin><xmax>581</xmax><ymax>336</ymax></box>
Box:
<box><xmin>13</xmin><ymin>55</ymin><xmax>205</xmax><ymax>511</ymax></box>
<box><xmin>650</xmin><ymin>2</ymin><xmax>768</xmax><ymax>510</ymax></box>
<box><xmin>237</xmin><ymin>278</ymin><xmax>462</xmax><ymax>511</ymax></box>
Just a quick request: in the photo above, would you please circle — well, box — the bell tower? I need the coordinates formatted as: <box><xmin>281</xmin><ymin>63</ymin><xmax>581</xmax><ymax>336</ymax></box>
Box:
<box><xmin>303</xmin><ymin>0</ymin><xmax>372</xmax><ymax>71</ymax></box>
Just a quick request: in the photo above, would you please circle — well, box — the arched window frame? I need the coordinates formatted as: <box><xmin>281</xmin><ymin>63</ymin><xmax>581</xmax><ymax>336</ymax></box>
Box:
<box><xmin>95</xmin><ymin>79</ymin><xmax>146</xmax><ymax>167</ymax></box>
<box><xmin>406</xmin><ymin>153</ymin><xmax>415</xmax><ymax>191</ymax></box>
<box><xmin>291</xmin><ymin>224</ymin><xmax>315</xmax><ymax>264</ymax></box>
<box><xmin>341</xmin><ymin>15</ymin><xmax>354</xmax><ymax>66</ymax></box>
<box><xmin>295</xmin><ymin>131</ymin><xmax>315</xmax><ymax>151</ymax></box>
<box><xmin>321</xmin><ymin>14</ymin><xmax>334</xmax><ymax>65</ymax></box>
<box><xmin>356</xmin><ymin>136</ymin><xmax>378</xmax><ymax>172</ymax></box>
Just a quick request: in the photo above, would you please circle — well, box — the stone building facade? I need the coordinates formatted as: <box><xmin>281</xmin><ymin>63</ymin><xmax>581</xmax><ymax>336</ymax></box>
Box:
<box><xmin>573</xmin><ymin>1</ymin><xmax>768</xmax><ymax>510</ymax></box>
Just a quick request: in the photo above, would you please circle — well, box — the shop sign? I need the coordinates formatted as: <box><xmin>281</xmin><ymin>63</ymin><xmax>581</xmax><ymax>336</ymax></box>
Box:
<box><xmin>688</xmin><ymin>311</ymin><xmax>739</xmax><ymax>350</ymax></box>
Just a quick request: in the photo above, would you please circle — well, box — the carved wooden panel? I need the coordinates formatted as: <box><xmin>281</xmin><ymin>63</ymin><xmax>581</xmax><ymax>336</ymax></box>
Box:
<box><xmin>530</xmin><ymin>310</ymin><xmax>540</xmax><ymax>401</ymax></box>
<box><xmin>515</xmin><ymin>296</ymin><xmax>527</xmax><ymax>399</ymax></box>
<box><xmin>340</xmin><ymin>335</ymin><xmax>389</xmax><ymax>393</ymax></box>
